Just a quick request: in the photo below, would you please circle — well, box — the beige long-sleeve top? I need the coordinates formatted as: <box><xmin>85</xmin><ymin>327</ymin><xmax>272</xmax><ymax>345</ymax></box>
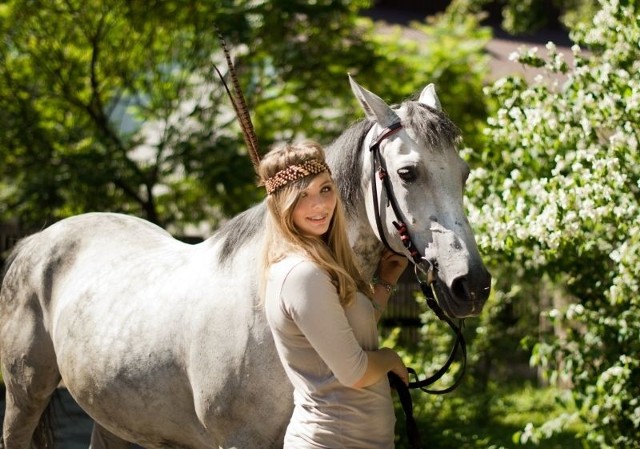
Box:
<box><xmin>265</xmin><ymin>254</ymin><xmax>395</xmax><ymax>449</ymax></box>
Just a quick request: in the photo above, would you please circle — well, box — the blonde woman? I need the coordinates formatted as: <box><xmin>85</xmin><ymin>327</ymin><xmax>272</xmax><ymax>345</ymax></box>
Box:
<box><xmin>260</xmin><ymin>141</ymin><xmax>408</xmax><ymax>448</ymax></box>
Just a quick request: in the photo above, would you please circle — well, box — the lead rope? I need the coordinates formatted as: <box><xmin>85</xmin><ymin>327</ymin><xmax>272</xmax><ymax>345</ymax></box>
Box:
<box><xmin>369</xmin><ymin>123</ymin><xmax>467</xmax><ymax>449</ymax></box>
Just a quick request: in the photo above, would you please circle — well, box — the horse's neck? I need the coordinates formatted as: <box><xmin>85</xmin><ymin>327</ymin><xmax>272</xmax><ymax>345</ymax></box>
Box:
<box><xmin>347</xmin><ymin>215</ymin><xmax>383</xmax><ymax>281</ymax></box>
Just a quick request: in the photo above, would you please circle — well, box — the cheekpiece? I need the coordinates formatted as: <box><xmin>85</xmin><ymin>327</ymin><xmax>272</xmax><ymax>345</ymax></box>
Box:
<box><xmin>264</xmin><ymin>159</ymin><xmax>331</xmax><ymax>195</ymax></box>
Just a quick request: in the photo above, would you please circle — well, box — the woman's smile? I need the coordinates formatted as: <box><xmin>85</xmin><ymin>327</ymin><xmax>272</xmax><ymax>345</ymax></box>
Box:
<box><xmin>308</xmin><ymin>213</ymin><xmax>329</xmax><ymax>223</ymax></box>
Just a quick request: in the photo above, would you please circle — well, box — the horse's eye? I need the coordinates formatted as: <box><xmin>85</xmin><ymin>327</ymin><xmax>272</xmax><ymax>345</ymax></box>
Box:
<box><xmin>397</xmin><ymin>167</ymin><xmax>418</xmax><ymax>183</ymax></box>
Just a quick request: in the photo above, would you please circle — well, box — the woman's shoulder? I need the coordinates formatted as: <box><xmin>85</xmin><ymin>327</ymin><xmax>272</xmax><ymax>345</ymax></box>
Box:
<box><xmin>271</xmin><ymin>255</ymin><xmax>329</xmax><ymax>289</ymax></box>
<box><xmin>272</xmin><ymin>254</ymin><xmax>318</xmax><ymax>277</ymax></box>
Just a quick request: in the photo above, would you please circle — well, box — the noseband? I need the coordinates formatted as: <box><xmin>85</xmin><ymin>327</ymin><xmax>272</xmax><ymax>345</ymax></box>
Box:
<box><xmin>369</xmin><ymin>122</ymin><xmax>467</xmax><ymax>448</ymax></box>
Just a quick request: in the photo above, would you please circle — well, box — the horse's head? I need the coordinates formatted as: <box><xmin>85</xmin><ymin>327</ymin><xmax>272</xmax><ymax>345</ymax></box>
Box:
<box><xmin>347</xmin><ymin>76</ymin><xmax>491</xmax><ymax>319</ymax></box>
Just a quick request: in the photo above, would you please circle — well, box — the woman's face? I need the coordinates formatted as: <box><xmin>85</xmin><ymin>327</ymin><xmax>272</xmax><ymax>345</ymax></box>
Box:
<box><xmin>292</xmin><ymin>172</ymin><xmax>337</xmax><ymax>238</ymax></box>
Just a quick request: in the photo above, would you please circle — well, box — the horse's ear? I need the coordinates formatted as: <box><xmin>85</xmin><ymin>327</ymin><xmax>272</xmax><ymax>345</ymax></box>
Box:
<box><xmin>418</xmin><ymin>83</ymin><xmax>442</xmax><ymax>110</ymax></box>
<box><xmin>348</xmin><ymin>74</ymin><xmax>400</xmax><ymax>128</ymax></box>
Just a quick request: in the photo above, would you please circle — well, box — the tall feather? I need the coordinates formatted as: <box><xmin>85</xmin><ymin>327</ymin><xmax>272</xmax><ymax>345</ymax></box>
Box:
<box><xmin>215</xmin><ymin>31</ymin><xmax>261</xmax><ymax>172</ymax></box>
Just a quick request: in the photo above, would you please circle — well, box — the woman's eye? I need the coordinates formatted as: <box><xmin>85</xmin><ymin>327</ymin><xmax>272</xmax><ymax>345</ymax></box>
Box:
<box><xmin>321</xmin><ymin>185</ymin><xmax>333</xmax><ymax>193</ymax></box>
<box><xmin>397</xmin><ymin>167</ymin><xmax>418</xmax><ymax>183</ymax></box>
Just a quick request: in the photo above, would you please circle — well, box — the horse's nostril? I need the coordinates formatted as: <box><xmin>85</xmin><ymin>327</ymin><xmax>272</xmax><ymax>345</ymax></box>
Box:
<box><xmin>451</xmin><ymin>277</ymin><xmax>468</xmax><ymax>301</ymax></box>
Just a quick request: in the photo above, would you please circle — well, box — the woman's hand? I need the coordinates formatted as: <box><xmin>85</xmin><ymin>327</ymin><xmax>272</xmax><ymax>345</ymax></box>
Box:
<box><xmin>369</xmin><ymin>249</ymin><xmax>409</xmax><ymax>320</ymax></box>
<box><xmin>376</xmin><ymin>249</ymin><xmax>408</xmax><ymax>286</ymax></box>
<box><xmin>385</xmin><ymin>348</ymin><xmax>409</xmax><ymax>385</ymax></box>
<box><xmin>352</xmin><ymin>348</ymin><xmax>409</xmax><ymax>388</ymax></box>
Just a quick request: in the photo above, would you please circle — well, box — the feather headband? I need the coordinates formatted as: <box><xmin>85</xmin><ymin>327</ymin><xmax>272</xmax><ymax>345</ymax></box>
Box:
<box><xmin>264</xmin><ymin>159</ymin><xmax>331</xmax><ymax>195</ymax></box>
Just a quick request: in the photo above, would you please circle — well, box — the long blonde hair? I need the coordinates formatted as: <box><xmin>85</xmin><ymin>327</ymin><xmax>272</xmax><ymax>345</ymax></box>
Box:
<box><xmin>259</xmin><ymin>141</ymin><xmax>372</xmax><ymax>306</ymax></box>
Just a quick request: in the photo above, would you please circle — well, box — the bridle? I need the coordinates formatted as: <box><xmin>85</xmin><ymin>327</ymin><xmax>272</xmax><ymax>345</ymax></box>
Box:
<box><xmin>368</xmin><ymin>121</ymin><xmax>467</xmax><ymax>449</ymax></box>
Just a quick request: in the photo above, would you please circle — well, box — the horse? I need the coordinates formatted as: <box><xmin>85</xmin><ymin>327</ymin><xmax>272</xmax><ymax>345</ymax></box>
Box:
<box><xmin>0</xmin><ymin>77</ymin><xmax>491</xmax><ymax>449</ymax></box>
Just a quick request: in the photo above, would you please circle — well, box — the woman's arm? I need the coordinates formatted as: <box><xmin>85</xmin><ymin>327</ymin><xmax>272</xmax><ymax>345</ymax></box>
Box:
<box><xmin>370</xmin><ymin>281</ymin><xmax>395</xmax><ymax>321</ymax></box>
<box><xmin>351</xmin><ymin>348</ymin><xmax>408</xmax><ymax>388</ymax></box>
<box><xmin>370</xmin><ymin>249</ymin><xmax>408</xmax><ymax>321</ymax></box>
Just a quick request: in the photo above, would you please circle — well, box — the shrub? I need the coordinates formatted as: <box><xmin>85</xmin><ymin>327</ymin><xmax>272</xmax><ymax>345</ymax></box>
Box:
<box><xmin>465</xmin><ymin>1</ymin><xmax>640</xmax><ymax>447</ymax></box>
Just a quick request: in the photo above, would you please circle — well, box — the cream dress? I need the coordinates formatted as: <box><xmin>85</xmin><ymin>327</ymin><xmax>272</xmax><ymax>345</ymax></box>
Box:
<box><xmin>265</xmin><ymin>254</ymin><xmax>395</xmax><ymax>449</ymax></box>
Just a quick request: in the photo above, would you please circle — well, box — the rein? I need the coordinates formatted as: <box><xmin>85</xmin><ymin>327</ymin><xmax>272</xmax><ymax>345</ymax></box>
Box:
<box><xmin>369</xmin><ymin>123</ymin><xmax>467</xmax><ymax>449</ymax></box>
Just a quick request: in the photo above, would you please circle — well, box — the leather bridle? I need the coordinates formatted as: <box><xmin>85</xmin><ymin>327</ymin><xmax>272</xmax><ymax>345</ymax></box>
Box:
<box><xmin>368</xmin><ymin>122</ymin><xmax>468</xmax><ymax>448</ymax></box>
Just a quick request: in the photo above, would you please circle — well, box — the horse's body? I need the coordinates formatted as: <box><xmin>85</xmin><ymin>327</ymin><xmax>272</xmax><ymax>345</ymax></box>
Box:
<box><xmin>1</xmin><ymin>210</ymin><xmax>288</xmax><ymax>448</ymax></box>
<box><xmin>0</xmin><ymin>79</ymin><xmax>491</xmax><ymax>448</ymax></box>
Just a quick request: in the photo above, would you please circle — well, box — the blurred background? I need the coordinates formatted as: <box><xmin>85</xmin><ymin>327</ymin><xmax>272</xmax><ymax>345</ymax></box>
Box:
<box><xmin>1</xmin><ymin>1</ymin><xmax>638</xmax><ymax>448</ymax></box>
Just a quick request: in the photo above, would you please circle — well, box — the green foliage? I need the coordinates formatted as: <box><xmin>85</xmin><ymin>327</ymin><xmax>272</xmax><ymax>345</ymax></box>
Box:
<box><xmin>0</xmin><ymin>0</ymin><xmax>492</xmax><ymax>234</ymax></box>
<box><xmin>464</xmin><ymin>0</ymin><xmax>640</xmax><ymax>447</ymax></box>
<box><xmin>467</xmin><ymin>0</ymin><xmax>600</xmax><ymax>34</ymax></box>
<box><xmin>373</xmin><ymin>0</ymin><xmax>492</xmax><ymax>151</ymax></box>
<box><xmin>0</xmin><ymin>0</ymin><xmax>261</xmax><ymax>230</ymax></box>
<box><xmin>0</xmin><ymin>0</ymin><xmax>382</xmax><ymax>230</ymax></box>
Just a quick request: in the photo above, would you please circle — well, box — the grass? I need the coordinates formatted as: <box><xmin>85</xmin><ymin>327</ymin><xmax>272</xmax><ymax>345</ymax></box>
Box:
<box><xmin>394</xmin><ymin>383</ymin><xmax>586</xmax><ymax>449</ymax></box>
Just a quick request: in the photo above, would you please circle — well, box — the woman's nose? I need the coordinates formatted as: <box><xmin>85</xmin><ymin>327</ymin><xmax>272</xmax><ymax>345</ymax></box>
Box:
<box><xmin>310</xmin><ymin>195</ymin><xmax>324</xmax><ymax>209</ymax></box>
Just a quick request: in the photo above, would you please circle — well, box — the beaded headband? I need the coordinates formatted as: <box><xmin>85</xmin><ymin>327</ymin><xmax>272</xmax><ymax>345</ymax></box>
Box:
<box><xmin>264</xmin><ymin>159</ymin><xmax>331</xmax><ymax>195</ymax></box>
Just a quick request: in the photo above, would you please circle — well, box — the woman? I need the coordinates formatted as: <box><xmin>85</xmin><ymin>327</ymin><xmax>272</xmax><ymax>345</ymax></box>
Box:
<box><xmin>259</xmin><ymin>140</ymin><xmax>409</xmax><ymax>448</ymax></box>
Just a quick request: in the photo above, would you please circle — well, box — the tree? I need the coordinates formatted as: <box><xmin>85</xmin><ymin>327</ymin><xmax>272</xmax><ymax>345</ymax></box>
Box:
<box><xmin>465</xmin><ymin>0</ymin><xmax>640</xmax><ymax>446</ymax></box>
<box><xmin>0</xmin><ymin>0</ymin><xmax>366</xmax><ymax>231</ymax></box>
<box><xmin>0</xmin><ymin>0</ymin><xmax>261</xmax><ymax>231</ymax></box>
<box><xmin>0</xmin><ymin>0</ymin><xmax>493</xmax><ymax>234</ymax></box>
<box><xmin>0</xmin><ymin>0</ymin><xmax>492</xmax><ymax>234</ymax></box>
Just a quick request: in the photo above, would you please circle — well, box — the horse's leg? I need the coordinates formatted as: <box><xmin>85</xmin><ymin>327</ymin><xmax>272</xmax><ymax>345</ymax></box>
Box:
<box><xmin>89</xmin><ymin>423</ymin><xmax>132</xmax><ymax>449</ymax></box>
<box><xmin>1</xmin><ymin>279</ymin><xmax>61</xmax><ymax>449</ymax></box>
<box><xmin>1</xmin><ymin>336</ymin><xmax>60</xmax><ymax>449</ymax></box>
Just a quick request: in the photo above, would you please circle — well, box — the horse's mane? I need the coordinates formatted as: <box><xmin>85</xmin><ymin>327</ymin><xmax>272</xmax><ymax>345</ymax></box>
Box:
<box><xmin>216</xmin><ymin>201</ymin><xmax>266</xmax><ymax>265</ymax></box>
<box><xmin>325</xmin><ymin>119</ymin><xmax>373</xmax><ymax>213</ymax></box>
<box><xmin>215</xmin><ymin>99</ymin><xmax>461</xmax><ymax>265</ymax></box>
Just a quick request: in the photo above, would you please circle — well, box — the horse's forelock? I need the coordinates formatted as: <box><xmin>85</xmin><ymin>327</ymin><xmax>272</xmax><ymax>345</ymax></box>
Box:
<box><xmin>403</xmin><ymin>102</ymin><xmax>461</xmax><ymax>151</ymax></box>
